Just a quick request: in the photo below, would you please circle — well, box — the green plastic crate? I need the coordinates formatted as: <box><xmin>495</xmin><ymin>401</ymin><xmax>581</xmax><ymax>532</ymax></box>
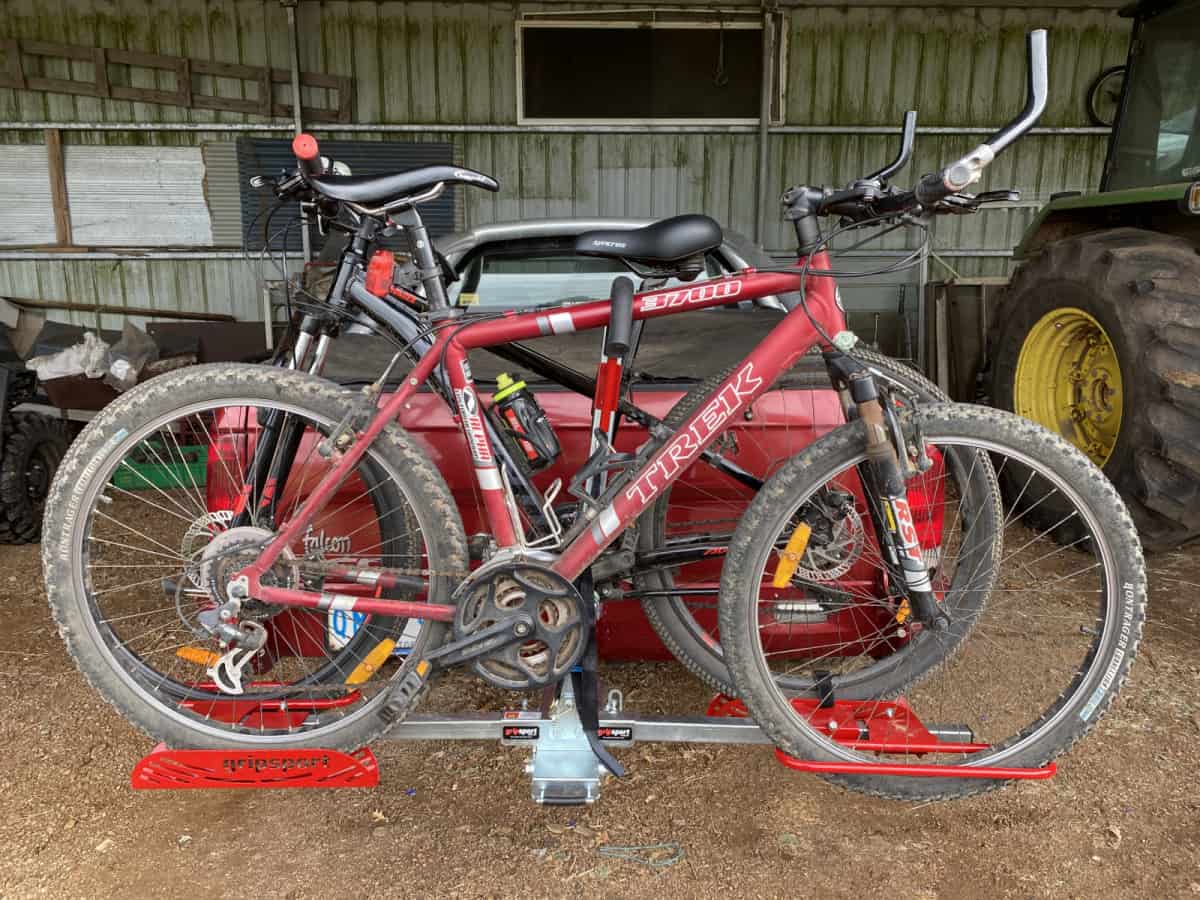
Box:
<box><xmin>111</xmin><ymin>444</ymin><xmax>208</xmax><ymax>491</ymax></box>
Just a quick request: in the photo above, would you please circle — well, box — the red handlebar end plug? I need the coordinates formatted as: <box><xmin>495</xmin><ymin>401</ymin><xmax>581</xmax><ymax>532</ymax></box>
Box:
<box><xmin>292</xmin><ymin>133</ymin><xmax>320</xmax><ymax>161</ymax></box>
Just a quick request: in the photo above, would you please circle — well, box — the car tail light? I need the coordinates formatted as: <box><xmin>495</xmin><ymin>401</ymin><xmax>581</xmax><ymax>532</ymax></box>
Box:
<box><xmin>907</xmin><ymin>445</ymin><xmax>946</xmax><ymax>553</ymax></box>
<box><xmin>206</xmin><ymin>406</ymin><xmax>255</xmax><ymax>513</ymax></box>
<box><xmin>206</xmin><ymin>436</ymin><xmax>244</xmax><ymax>513</ymax></box>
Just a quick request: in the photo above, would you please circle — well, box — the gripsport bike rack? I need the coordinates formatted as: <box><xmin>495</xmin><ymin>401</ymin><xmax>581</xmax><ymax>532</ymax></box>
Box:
<box><xmin>130</xmin><ymin>682</ymin><xmax>1054</xmax><ymax>803</ymax></box>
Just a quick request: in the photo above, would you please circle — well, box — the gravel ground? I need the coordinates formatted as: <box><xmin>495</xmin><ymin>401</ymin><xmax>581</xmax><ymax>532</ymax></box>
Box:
<box><xmin>1</xmin><ymin>540</ymin><xmax>1198</xmax><ymax>899</ymax></box>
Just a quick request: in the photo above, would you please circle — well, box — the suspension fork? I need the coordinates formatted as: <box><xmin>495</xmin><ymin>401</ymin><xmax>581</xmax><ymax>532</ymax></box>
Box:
<box><xmin>849</xmin><ymin>371</ymin><xmax>948</xmax><ymax>631</ymax></box>
<box><xmin>232</xmin><ymin>316</ymin><xmax>333</xmax><ymax>528</ymax></box>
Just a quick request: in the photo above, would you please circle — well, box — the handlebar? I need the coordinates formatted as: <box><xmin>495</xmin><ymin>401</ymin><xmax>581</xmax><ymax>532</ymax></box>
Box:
<box><xmin>916</xmin><ymin>30</ymin><xmax>1048</xmax><ymax>205</ymax></box>
<box><xmin>866</xmin><ymin>110</ymin><xmax>917</xmax><ymax>183</ymax></box>
<box><xmin>292</xmin><ymin>133</ymin><xmax>326</xmax><ymax>180</ymax></box>
<box><xmin>783</xmin><ymin>28</ymin><xmax>1048</xmax><ymax>241</ymax></box>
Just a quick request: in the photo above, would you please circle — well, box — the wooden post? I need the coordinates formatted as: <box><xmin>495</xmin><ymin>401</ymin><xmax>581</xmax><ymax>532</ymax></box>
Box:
<box><xmin>44</xmin><ymin>129</ymin><xmax>72</xmax><ymax>246</ymax></box>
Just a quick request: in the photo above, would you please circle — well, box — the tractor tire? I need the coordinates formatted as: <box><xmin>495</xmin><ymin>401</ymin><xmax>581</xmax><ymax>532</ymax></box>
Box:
<box><xmin>0</xmin><ymin>412</ymin><xmax>71</xmax><ymax>543</ymax></box>
<box><xmin>989</xmin><ymin>227</ymin><xmax>1200</xmax><ymax>551</ymax></box>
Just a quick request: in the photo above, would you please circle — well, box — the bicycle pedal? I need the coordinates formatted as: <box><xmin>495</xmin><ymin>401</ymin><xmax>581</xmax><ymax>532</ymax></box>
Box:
<box><xmin>382</xmin><ymin>659</ymin><xmax>432</xmax><ymax>723</ymax></box>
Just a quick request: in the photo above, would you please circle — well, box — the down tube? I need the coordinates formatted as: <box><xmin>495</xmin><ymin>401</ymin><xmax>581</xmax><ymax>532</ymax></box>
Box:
<box><xmin>443</xmin><ymin>340</ymin><xmax>522</xmax><ymax>547</ymax></box>
<box><xmin>552</xmin><ymin>302</ymin><xmax>832</xmax><ymax>582</ymax></box>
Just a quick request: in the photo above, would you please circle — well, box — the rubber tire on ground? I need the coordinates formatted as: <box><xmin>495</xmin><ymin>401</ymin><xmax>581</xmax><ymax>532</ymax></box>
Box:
<box><xmin>635</xmin><ymin>348</ymin><xmax>953</xmax><ymax>696</ymax></box>
<box><xmin>720</xmin><ymin>404</ymin><xmax>1146</xmax><ymax>801</ymax></box>
<box><xmin>42</xmin><ymin>364</ymin><xmax>468</xmax><ymax>751</ymax></box>
<box><xmin>990</xmin><ymin>228</ymin><xmax>1200</xmax><ymax>551</ymax></box>
<box><xmin>0</xmin><ymin>412</ymin><xmax>70</xmax><ymax>543</ymax></box>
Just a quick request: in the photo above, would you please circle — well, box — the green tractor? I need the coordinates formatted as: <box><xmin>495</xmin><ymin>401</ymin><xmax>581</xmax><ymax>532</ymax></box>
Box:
<box><xmin>989</xmin><ymin>0</ymin><xmax>1200</xmax><ymax>550</ymax></box>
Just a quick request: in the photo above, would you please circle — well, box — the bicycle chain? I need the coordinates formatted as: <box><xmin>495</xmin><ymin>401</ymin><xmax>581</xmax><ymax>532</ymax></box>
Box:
<box><xmin>301</xmin><ymin>561</ymin><xmax>473</xmax><ymax>581</ymax></box>
<box><xmin>300</xmin><ymin>517</ymin><xmax>744</xmax><ymax>586</ymax></box>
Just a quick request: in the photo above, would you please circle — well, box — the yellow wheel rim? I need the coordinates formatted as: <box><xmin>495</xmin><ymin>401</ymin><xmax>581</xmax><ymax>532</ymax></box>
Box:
<box><xmin>1013</xmin><ymin>307</ymin><xmax>1123</xmax><ymax>466</ymax></box>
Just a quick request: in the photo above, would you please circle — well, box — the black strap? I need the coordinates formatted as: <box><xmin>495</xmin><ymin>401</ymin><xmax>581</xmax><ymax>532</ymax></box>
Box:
<box><xmin>572</xmin><ymin>571</ymin><xmax>625</xmax><ymax>778</ymax></box>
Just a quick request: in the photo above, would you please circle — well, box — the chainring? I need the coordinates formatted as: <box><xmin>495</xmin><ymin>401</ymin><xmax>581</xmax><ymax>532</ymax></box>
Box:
<box><xmin>453</xmin><ymin>562</ymin><xmax>586</xmax><ymax>690</ymax></box>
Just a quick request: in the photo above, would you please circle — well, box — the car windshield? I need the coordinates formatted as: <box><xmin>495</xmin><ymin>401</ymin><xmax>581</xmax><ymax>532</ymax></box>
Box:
<box><xmin>447</xmin><ymin>252</ymin><xmax>708</xmax><ymax>309</ymax></box>
<box><xmin>1105</xmin><ymin>0</ymin><xmax>1200</xmax><ymax>190</ymax></box>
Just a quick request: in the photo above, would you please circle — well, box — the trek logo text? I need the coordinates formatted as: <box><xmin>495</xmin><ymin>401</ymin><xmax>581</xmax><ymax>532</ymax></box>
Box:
<box><xmin>624</xmin><ymin>361</ymin><xmax>762</xmax><ymax>506</ymax></box>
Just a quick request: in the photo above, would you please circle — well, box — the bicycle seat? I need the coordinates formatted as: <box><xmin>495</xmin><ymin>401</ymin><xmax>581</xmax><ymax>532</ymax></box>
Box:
<box><xmin>574</xmin><ymin>214</ymin><xmax>723</xmax><ymax>264</ymax></box>
<box><xmin>310</xmin><ymin>165</ymin><xmax>499</xmax><ymax>205</ymax></box>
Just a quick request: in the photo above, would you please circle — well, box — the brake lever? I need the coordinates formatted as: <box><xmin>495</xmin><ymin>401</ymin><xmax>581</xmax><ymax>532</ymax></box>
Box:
<box><xmin>936</xmin><ymin>188</ymin><xmax>1022</xmax><ymax>215</ymax></box>
<box><xmin>936</xmin><ymin>194</ymin><xmax>980</xmax><ymax>215</ymax></box>
<box><xmin>975</xmin><ymin>189</ymin><xmax>1021</xmax><ymax>204</ymax></box>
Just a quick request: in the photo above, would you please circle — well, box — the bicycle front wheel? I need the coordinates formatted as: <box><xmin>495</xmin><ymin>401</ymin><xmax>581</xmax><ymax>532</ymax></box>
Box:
<box><xmin>719</xmin><ymin>404</ymin><xmax>1145</xmax><ymax>801</ymax></box>
<box><xmin>635</xmin><ymin>349</ymin><xmax>970</xmax><ymax>695</ymax></box>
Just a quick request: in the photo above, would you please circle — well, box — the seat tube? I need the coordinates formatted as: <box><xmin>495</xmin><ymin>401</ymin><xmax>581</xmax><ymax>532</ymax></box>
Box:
<box><xmin>393</xmin><ymin>207</ymin><xmax>449</xmax><ymax>310</ymax></box>
<box><xmin>443</xmin><ymin>339</ymin><xmax>520</xmax><ymax>547</ymax></box>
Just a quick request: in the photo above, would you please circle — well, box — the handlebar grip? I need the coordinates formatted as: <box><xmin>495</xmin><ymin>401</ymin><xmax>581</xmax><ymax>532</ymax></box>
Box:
<box><xmin>914</xmin><ymin>171</ymin><xmax>954</xmax><ymax>207</ymax></box>
<box><xmin>292</xmin><ymin>133</ymin><xmax>325</xmax><ymax>180</ymax></box>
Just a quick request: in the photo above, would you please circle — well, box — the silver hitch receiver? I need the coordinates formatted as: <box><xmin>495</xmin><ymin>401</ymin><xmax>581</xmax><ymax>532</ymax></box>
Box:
<box><xmin>508</xmin><ymin>679</ymin><xmax>604</xmax><ymax>805</ymax></box>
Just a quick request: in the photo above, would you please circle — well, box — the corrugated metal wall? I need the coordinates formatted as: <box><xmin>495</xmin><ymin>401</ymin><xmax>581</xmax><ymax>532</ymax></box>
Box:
<box><xmin>0</xmin><ymin>1</ymin><xmax>1132</xmax><ymax>322</ymax></box>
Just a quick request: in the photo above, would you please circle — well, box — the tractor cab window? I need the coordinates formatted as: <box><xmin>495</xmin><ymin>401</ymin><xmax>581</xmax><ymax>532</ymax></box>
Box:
<box><xmin>1105</xmin><ymin>2</ymin><xmax>1200</xmax><ymax>190</ymax></box>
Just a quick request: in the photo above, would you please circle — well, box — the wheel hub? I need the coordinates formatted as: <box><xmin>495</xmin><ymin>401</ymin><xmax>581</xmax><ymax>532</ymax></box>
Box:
<box><xmin>195</xmin><ymin>525</ymin><xmax>299</xmax><ymax>614</ymax></box>
<box><xmin>795</xmin><ymin>505</ymin><xmax>865</xmax><ymax>581</ymax></box>
<box><xmin>1013</xmin><ymin>307</ymin><xmax>1123</xmax><ymax>466</ymax></box>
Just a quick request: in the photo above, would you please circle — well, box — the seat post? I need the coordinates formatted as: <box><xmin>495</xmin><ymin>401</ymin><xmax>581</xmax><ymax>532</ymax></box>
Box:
<box><xmin>586</xmin><ymin>276</ymin><xmax>639</xmax><ymax>497</ymax></box>
<box><xmin>393</xmin><ymin>207</ymin><xmax>450</xmax><ymax>311</ymax></box>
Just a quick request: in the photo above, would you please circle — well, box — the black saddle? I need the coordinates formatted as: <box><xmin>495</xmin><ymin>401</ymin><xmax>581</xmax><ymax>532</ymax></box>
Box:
<box><xmin>311</xmin><ymin>165</ymin><xmax>499</xmax><ymax>205</ymax></box>
<box><xmin>574</xmin><ymin>215</ymin><xmax>723</xmax><ymax>264</ymax></box>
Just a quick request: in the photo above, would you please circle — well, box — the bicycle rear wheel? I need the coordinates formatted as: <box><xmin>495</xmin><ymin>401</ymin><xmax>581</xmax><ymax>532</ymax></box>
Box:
<box><xmin>719</xmin><ymin>404</ymin><xmax>1145</xmax><ymax>801</ymax></box>
<box><xmin>43</xmin><ymin>364</ymin><xmax>467</xmax><ymax>751</ymax></box>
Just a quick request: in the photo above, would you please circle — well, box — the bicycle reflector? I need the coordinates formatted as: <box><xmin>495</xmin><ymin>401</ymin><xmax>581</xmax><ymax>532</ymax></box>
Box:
<box><xmin>773</xmin><ymin>521</ymin><xmax>812</xmax><ymax>588</ymax></box>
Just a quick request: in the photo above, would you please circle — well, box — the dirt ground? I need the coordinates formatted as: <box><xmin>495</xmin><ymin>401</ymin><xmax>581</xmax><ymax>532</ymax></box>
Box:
<box><xmin>1</xmin><ymin>540</ymin><xmax>1198</xmax><ymax>900</ymax></box>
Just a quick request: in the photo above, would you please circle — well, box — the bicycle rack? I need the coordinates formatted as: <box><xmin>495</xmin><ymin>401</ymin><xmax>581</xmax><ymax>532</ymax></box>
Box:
<box><xmin>130</xmin><ymin>684</ymin><xmax>1054</xmax><ymax>801</ymax></box>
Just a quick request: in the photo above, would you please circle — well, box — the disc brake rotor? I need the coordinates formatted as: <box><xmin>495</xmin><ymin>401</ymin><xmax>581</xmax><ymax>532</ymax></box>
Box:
<box><xmin>795</xmin><ymin>505</ymin><xmax>865</xmax><ymax>581</ymax></box>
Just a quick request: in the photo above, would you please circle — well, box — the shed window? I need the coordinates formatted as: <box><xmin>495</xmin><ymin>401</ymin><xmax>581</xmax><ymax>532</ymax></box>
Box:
<box><xmin>518</xmin><ymin>21</ymin><xmax>783</xmax><ymax>123</ymax></box>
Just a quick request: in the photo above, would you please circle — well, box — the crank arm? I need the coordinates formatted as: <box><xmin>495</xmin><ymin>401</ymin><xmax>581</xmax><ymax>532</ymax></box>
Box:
<box><xmin>423</xmin><ymin>614</ymin><xmax>537</xmax><ymax>670</ymax></box>
<box><xmin>381</xmin><ymin>615</ymin><xmax>537</xmax><ymax>724</ymax></box>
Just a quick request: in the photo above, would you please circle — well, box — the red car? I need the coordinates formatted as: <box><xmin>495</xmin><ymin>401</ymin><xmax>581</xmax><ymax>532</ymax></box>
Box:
<box><xmin>206</xmin><ymin>219</ymin><xmax>943</xmax><ymax>663</ymax></box>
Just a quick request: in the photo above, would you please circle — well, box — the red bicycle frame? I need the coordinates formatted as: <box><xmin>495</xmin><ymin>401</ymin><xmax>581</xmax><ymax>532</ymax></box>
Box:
<box><xmin>242</xmin><ymin>254</ymin><xmax>846</xmax><ymax>623</ymax></box>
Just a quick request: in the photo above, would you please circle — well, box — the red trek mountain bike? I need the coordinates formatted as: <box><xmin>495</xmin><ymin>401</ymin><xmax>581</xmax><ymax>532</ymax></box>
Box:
<box><xmin>44</xmin><ymin>31</ymin><xmax>1145</xmax><ymax>801</ymax></box>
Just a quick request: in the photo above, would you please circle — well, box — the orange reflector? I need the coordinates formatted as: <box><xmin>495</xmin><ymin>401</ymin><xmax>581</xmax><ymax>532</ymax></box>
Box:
<box><xmin>345</xmin><ymin>639</ymin><xmax>397</xmax><ymax>685</ymax></box>
<box><xmin>176</xmin><ymin>646</ymin><xmax>221</xmax><ymax>667</ymax></box>
<box><xmin>896</xmin><ymin>599</ymin><xmax>912</xmax><ymax>624</ymax></box>
<box><xmin>416</xmin><ymin>659</ymin><xmax>431</xmax><ymax>678</ymax></box>
<box><xmin>772</xmin><ymin>522</ymin><xmax>812</xmax><ymax>588</ymax></box>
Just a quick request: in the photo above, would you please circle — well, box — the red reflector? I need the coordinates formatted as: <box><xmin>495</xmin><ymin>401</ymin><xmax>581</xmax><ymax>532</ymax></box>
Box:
<box><xmin>292</xmin><ymin>133</ymin><xmax>320</xmax><ymax>161</ymax></box>
<box><xmin>365</xmin><ymin>250</ymin><xmax>396</xmax><ymax>297</ymax></box>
